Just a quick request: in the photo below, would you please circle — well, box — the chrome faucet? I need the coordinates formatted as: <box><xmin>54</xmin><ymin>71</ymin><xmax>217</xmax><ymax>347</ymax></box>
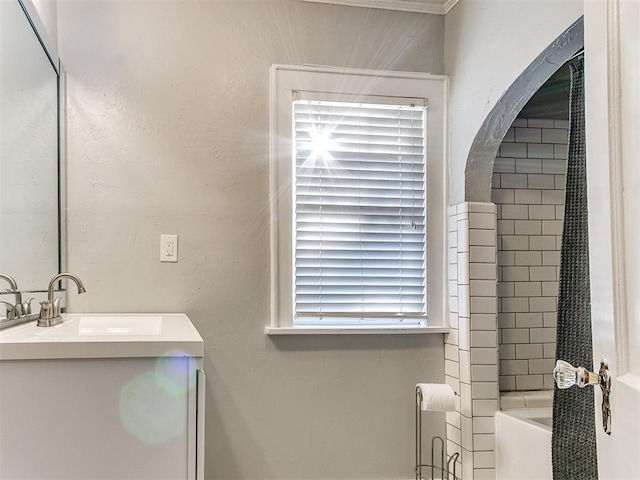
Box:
<box><xmin>0</xmin><ymin>273</ymin><xmax>24</xmax><ymax>316</ymax></box>
<box><xmin>37</xmin><ymin>273</ymin><xmax>87</xmax><ymax>327</ymax></box>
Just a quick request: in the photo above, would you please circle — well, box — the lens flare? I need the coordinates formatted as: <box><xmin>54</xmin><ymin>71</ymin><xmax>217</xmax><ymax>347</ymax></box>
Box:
<box><xmin>119</xmin><ymin>352</ymin><xmax>192</xmax><ymax>444</ymax></box>
<box><xmin>309</xmin><ymin>130</ymin><xmax>333</xmax><ymax>161</ymax></box>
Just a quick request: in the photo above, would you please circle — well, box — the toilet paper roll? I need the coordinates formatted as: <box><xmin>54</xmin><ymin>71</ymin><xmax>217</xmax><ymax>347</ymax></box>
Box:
<box><xmin>416</xmin><ymin>383</ymin><xmax>456</xmax><ymax>412</ymax></box>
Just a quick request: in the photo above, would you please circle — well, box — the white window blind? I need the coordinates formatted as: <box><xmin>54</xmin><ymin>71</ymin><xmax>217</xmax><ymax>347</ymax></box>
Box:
<box><xmin>292</xmin><ymin>99</ymin><xmax>427</xmax><ymax>327</ymax></box>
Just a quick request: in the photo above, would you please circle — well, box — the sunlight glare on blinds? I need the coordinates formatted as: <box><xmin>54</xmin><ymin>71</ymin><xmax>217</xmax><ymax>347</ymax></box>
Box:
<box><xmin>293</xmin><ymin>100</ymin><xmax>427</xmax><ymax>327</ymax></box>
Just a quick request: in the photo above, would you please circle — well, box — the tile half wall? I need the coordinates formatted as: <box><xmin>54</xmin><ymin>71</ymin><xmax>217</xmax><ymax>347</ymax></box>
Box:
<box><xmin>446</xmin><ymin>202</ymin><xmax>498</xmax><ymax>480</ymax></box>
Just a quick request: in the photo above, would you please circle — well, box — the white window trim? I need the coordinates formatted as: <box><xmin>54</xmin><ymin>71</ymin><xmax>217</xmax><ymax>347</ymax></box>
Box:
<box><xmin>267</xmin><ymin>64</ymin><xmax>448</xmax><ymax>335</ymax></box>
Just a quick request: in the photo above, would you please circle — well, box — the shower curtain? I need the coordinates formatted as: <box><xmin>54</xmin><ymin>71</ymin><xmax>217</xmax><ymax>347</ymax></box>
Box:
<box><xmin>551</xmin><ymin>57</ymin><xmax>598</xmax><ymax>480</ymax></box>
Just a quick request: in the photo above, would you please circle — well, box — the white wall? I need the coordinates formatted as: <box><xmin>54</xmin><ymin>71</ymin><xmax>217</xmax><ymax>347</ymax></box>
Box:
<box><xmin>31</xmin><ymin>0</ymin><xmax>58</xmax><ymax>51</ymax></box>
<box><xmin>57</xmin><ymin>2</ymin><xmax>445</xmax><ymax>478</ymax></box>
<box><xmin>444</xmin><ymin>0</ymin><xmax>582</xmax><ymax>204</ymax></box>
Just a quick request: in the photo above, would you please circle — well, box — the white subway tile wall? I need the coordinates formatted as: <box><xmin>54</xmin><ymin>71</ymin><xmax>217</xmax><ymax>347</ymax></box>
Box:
<box><xmin>446</xmin><ymin>203</ymin><xmax>498</xmax><ymax>480</ymax></box>
<box><xmin>492</xmin><ymin>118</ymin><xmax>568</xmax><ymax>392</ymax></box>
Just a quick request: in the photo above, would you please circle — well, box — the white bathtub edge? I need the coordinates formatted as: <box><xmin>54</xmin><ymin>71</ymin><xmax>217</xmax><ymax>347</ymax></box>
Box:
<box><xmin>500</xmin><ymin>389</ymin><xmax>553</xmax><ymax>410</ymax></box>
<box><xmin>495</xmin><ymin>408</ymin><xmax>553</xmax><ymax>480</ymax></box>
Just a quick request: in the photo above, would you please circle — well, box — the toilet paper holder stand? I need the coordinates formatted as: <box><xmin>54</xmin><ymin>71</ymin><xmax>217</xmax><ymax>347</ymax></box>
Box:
<box><xmin>415</xmin><ymin>387</ymin><xmax>460</xmax><ymax>480</ymax></box>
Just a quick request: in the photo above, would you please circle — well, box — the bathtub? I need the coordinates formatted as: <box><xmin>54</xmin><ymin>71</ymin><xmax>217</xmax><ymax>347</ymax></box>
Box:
<box><xmin>495</xmin><ymin>391</ymin><xmax>552</xmax><ymax>480</ymax></box>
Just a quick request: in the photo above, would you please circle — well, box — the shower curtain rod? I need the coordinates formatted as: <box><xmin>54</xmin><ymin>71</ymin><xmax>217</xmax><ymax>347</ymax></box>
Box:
<box><xmin>567</xmin><ymin>49</ymin><xmax>584</xmax><ymax>62</ymax></box>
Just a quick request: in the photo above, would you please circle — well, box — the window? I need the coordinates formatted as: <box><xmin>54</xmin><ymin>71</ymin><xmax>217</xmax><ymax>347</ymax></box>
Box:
<box><xmin>268</xmin><ymin>65</ymin><xmax>447</xmax><ymax>334</ymax></box>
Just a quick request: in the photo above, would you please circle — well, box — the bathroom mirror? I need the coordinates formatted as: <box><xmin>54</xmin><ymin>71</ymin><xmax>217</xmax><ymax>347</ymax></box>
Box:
<box><xmin>0</xmin><ymin>0</ymin><xmax>63</xmax><ymax>317</ymax></box>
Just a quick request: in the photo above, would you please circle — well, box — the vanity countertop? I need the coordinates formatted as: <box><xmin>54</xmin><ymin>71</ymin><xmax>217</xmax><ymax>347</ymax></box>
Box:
<box><xmin>0</xmin><ymin>313</ymin><xmax>203</xmax><ymax>360</ymax></box>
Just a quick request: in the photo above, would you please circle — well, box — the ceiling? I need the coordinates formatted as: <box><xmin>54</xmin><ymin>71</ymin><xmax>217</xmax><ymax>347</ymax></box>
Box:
<box><xmin>300</xmin><ymin>0</ymin><xmax>460</xmax><ymax>15</ymax></box>
<box><xmin>300</xmin><ymin>0</ymin><xmax>571</xmax><ymax>119</ymax></box>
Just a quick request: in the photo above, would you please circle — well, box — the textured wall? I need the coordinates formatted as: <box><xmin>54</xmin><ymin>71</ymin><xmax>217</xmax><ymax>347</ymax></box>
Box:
<box><xmin>444</xmin><ymin>0</ymin><xmax>582</xmax><ymax>204</ymax></box>
<box><xmin>57</xmin><ymin>2</ymin><xmax>445</xmax><ymax>479</ymax></box>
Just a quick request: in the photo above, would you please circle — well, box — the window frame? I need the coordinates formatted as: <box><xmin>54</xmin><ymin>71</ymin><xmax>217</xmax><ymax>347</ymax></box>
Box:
<box><xmin>267</xmin><ymin>64</ymin><xmax>448</xmax><ymax>334</ymax></box>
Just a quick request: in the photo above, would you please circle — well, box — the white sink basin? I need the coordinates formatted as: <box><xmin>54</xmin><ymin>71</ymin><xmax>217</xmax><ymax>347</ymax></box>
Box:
<box><xmin>79</xmin><ymin>315</ymin><xmax>162</xmax><ymax>335</ymax></box>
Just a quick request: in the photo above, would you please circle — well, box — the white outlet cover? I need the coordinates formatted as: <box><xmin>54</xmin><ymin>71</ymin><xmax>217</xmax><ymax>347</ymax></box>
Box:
<box><xmin>160</xmin><ymin>234</ymin><xmax>178</xmax><ymax>263</ymax></box>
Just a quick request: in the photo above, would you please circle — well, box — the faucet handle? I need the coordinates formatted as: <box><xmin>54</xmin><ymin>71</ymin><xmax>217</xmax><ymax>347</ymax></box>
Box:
<box><xmin>39</xmin><ymin>297</ymin><xmax>61</xmax><ymax>318</ymax></box>
<box><xmin>21</xmin><ymin>298</ymin><xmax>34</xmax><ymax>315</ymax></box>
<box><xmin>38</xmin><ymin>300</ymin><xmax>53</xmax><ymax>322</ymax></box>
<box><xmin>38</xmin><ymin>299</ymin><xmax>63</xmax><ymax>327</ymax></box>
<box><xmin>0</xmin><ymin>301</ymin><xmax>17</xmax><ymax>320</ymax></box>
<box><xmin>53</xmin><ymin>297</ymin><xmax>62</xmax><ymax>316</ymax></box>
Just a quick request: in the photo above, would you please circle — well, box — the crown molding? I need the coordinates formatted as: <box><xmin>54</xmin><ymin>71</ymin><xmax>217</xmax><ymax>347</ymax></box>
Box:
<box><xmin>443</xmin><ymin>0</ymin><xmax>459</xmax><ymax>13</ymax></box>
<box><xmin>299</xmin><ymin>0</ymin><xmax>460</xmax><ymax>15</ymax></box>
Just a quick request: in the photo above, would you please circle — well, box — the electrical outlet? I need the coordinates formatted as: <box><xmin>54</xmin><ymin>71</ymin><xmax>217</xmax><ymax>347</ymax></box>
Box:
<box><xmin>160</xmin><ymin>234</ymin><xmax>178</xmax><ymax>262</ymax></box>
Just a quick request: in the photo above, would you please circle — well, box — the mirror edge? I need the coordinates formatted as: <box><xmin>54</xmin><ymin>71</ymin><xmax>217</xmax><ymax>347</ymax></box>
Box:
<box><xmin>59</xmin><ymin>62</ymin><xmax>67</xmax><ymax>279</ymax></box>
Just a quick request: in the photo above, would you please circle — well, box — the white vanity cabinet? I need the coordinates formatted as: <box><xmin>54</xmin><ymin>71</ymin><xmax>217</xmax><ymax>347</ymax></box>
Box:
<box><xmin>0</xmin><ymin>314</ymin><xmax>205</xmax><ymax>480</ymax></box>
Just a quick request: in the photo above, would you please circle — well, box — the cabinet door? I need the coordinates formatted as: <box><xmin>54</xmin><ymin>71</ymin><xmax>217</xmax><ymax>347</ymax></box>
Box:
<box><xmin>0</xmin><ymin>357</ymin><xmax>194</xmax><ymax>479</ymax></box>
